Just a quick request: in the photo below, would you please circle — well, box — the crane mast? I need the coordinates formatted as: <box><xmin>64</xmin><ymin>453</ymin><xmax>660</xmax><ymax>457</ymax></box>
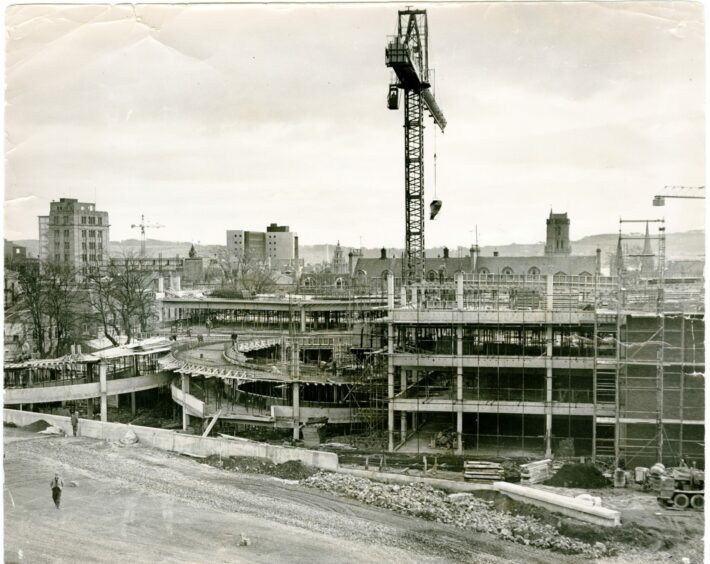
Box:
<box><xmin>386</xmin><ymin>9</ymin><xmax>446</xmax><ymax>284</ymax></box>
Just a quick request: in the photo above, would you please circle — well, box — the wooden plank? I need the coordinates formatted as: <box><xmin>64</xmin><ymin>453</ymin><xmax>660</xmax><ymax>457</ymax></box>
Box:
<box><xmin>202</xmin><ymin>409</ymin><xmax>222</xmax><ymax>437</ymax></box>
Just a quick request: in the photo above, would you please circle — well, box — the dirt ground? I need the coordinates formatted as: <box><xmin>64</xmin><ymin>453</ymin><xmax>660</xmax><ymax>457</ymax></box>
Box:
<box><xmin>4</xmin><ymin>427</ymin><xmax>582</xmax><ymax>564</ymax></box>
<box><xmin>530</xmin><ymin>484</ymin><xmax>705</xmax><ymax>564</ymax></box>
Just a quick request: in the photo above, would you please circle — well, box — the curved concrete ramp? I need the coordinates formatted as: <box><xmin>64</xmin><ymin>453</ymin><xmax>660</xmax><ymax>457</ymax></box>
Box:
<box><xmin>4</xmin><ymin>373</ymin><xmax>172</xmax><ymax>405</ymax></box>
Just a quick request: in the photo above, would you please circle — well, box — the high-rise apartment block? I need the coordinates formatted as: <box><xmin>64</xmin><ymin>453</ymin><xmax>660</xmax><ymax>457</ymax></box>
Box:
<box><xmin>38</xmin><ymin>198</ymin><xmax>110</xmax><ymax>269</ymax></box>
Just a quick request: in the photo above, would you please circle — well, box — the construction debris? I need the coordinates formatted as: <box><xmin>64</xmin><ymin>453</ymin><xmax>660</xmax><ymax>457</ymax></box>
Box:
<box><xmin>38</xmin><ymin>426</ymin><xmax>65</xmax><ymax>436</ymax></box>
<box><xmin>520</xmin><ymin>459</ymin><xmax>553</xmax><ymax>485</ymax></box>
<box><xmin>302</xmin><ymin>472</ymin><xmax>609</xmax><ymax>557</ymax></box>
<box><xmin>463</xmin><ymin>460</ymin><xmax>505</xmax><ymax>482</ymax></box>
<box><xmin>118</xmin><ymin>429</ymin><xmax>139</xmax><ymax>445</ymax></box>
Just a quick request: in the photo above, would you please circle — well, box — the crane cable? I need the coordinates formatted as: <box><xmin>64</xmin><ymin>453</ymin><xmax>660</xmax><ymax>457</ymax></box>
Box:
<box><xmin>433</xmin><ymin>126</ymin><xmax>438</xmax><ymax>199</ymax></box>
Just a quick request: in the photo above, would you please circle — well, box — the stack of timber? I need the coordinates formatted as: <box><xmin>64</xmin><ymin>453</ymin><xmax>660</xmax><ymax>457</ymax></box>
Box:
<box><xmin>463</xmin><ymin>460</ymin><xmax>505</xmax><ymax>482</ymax></box>
<box><xmin>520</xmin><ymin>459</ymin><xmax>553</xmax><ymax>484</ymax></box>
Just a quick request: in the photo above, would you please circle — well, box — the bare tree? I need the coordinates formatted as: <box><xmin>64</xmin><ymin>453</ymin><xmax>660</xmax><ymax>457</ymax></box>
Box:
<box><xmin>86</xmin><ymin>254</ymin><xmax>156</xmax><ymax>344</ymax></box>
<box><xmin>84</xmin><ymin>267</ymin><xmax>121</xmax><ymax>346</ymax></box>
<box><xmin>209</xmin><ymin>252</ymin><xmax>278</xmax><ymax>296</ymax></box>
<box><xmin>240</xmin><ymin>259</ymin><xmax>278</xmax><ymax>294</ymax></box>
<box><xmin>6</xmin><ymin>259</ymin><xmax>82</xmax><ymax>357</ymax></box>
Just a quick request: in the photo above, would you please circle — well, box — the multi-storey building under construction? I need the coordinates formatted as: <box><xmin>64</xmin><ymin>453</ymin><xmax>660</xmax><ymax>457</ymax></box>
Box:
<box><xmin>381</xmin><ymin>269</ymin><xmax>704</xmax><ymax>469</ymax></box>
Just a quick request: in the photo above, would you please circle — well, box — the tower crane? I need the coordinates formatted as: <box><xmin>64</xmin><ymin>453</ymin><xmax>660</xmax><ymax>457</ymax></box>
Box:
<box><xmin>131</xmin><ymin>214</ymin><xmax>164</xmax><ymax>257</ymax></box>
<box><xmin>652</xmin><ymin>186</ymin><xmax>705</xmax><ymax>206</ymax></box>
<box><xmin>386</xmin><ymin>8</ymin><xmax>446</xmax><ymax>284</ymax></box>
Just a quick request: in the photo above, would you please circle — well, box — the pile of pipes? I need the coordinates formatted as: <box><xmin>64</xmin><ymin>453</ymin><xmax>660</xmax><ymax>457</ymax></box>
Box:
<box><xmin>520</xmin><ymin>459</ymin><xmax>553</xmax><ymax>484</ymax></box>
<box><xmin>463</xmin><ymin>460</ymin><xmax>505</xmax><ymax>482</ymax></box>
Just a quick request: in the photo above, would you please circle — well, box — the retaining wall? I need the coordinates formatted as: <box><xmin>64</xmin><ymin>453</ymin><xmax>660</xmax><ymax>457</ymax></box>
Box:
<box><xmin>3</xmin><ymin>409</ymin><xmax>338</xmax><ymax>471</ymax></box>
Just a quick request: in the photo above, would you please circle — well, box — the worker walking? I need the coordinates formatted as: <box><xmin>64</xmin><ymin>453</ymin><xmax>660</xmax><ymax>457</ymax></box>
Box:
<box><xmin>71</xmin><ymin>410</ymin><xmax>79</xmax><ymax>437</ymax></box>
<box><xmin>50</xmin><ymin>473</ymin><xmax>64</xmax><ymax>509</ymax></box>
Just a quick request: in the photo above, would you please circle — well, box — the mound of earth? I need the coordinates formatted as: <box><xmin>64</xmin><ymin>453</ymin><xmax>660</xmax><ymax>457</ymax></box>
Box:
<box><xmin>23</xmin><ymin>420</ymin><xmax>53</xmax><ymax>433</ymax></box>
<box><xmin>545</xmin><ymin>464</ymin><xmax>610</xmax><ymax>488</ymax></box>
<box><xmin>201</xmin><ymin>455</ymin><xmax>317</xmax><ymax>480</ymax></box>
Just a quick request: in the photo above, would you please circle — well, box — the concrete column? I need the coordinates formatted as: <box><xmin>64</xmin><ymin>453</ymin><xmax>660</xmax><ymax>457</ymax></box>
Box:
<box><xmin>546</xmin><ymin>274</ymin><xmax>554</xmax><ymax>311</ymax></box>
<box><xmin>400</xmin><ymin>370</ymin><xmax>407</xmax><ymax>440</ymax></box>
<box><xmin>387</xmin><ymin>274</ymin><xmax>395</xmax><ymax>311</ymax></box>
<box><xmin>410</xmin><ymin>286</ymin><xmax>418</xmax><ymax>309</ymax></box>
<box><xmin>28</xmin><ymin>368</ymin><xmax>34</xmax><ymax>411</ymax></box>
<box><xmin>300</xmin><ymin>308</ymin><xmax>306</xmax><ymax>332</ymax></box>
<box><xmin>456</xmin><ymin>272</ymin><xmax>464</xmax><ymax>309</ymax></box>
<box><xmin>131</xmin><ymin>392</ymin><xmax>136</xmax><ymax>416</ymax></box>
<box><xmin>181</xmin><ymin>374</ymin><xmax>190</xmax><ymax>431</ymax></box>
<box><xmin>292</xmin><ymin>382</ymin><xmax>300</xmax><ymax>440</ymax></box>
<box><xmin>456</xmin><ymin>326</ymin><xmax>464</xmax><ymax>454</ymax></box>
<box><xmin>99</xmin><ymin>364</ymin><xmax>108</xmax><ymax>423</ymax></box>
<box><xmin>157</xmin><ymin>276</ymin><xmax>164</xmax><ymax>293</ymax></box>
<box><xmin>173</xmin><ymin>273</ymin><xmax>181</xmax><ymax>291</ymax></box>
<box><xmin>387</xmin><ymin>322</ymin><xmax>395</xmax><ymax>452</ymax></box>
<box><xmin>400</xmin><ymin>286</ymin><xmax>407</xmax><ymax>307</ymax></box>
<box><xmin>545</xmin><ymin>325</ymin><xmax>553</xmax><ymax>457</ymax></box>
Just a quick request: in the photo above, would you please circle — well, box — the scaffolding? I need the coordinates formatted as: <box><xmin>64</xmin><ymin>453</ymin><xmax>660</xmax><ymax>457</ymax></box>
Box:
<box><xmin>613</xmin><ymin>220</ymin><xmax>705</xmax><ymax>467</ymax></box>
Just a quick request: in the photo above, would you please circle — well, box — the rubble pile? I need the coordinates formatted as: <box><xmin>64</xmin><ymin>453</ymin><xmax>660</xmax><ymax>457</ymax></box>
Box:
<box><xmin>302</xmin><ymin>472</ymin><xmax>609</xmax><ymax>557</ymax></box>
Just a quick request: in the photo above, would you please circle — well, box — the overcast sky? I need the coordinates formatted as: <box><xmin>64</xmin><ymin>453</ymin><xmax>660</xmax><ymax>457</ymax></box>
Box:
<box><xmin>5</xmin><ymin>2</ymin><xmax>705</xmax><ymax>248</ymax></box>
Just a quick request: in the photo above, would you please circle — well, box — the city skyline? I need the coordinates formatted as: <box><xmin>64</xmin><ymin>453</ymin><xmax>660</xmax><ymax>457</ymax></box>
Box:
<box><xmin>5</xmin><ymin>3</ymin><xmax>705</xmax><ymax>247</ymax></box>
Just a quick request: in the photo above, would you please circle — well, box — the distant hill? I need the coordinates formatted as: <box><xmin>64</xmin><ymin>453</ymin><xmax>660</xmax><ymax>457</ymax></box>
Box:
<box><xmin>13</xmin><ymin>230</ymin><xmax>704</xmax><ymax>264</ymax></box>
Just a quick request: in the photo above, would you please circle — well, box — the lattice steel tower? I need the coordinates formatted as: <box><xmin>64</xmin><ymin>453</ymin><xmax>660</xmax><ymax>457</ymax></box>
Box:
<box><xmin>386</xmin><ymin>9</ymin><xmax>446</xmax><ymax>284</ymax></box>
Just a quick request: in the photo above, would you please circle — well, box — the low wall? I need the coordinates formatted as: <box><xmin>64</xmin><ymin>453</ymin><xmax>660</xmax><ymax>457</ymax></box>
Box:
<box><xmin>495</xmin><ymin>482</ymin><xmax>621</xmax><ymax>527</ymax></box>
<box><xmin>3</xmin><ymin>409</ymin><xmax>339</xmax><ymax>471</ymax></box>
<box><xmin>339</xmin><ymin>467</ymin><xmax>494</xmax><ymax>493</ymax></box>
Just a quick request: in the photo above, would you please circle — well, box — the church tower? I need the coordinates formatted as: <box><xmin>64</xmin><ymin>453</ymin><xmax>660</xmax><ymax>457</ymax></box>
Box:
<box><xmin>639</xmin><ymin>222</ymin><xmax>656</xmax><ymax>277</ymax></box>
<box><xmin>545</xmin><ymin>210</ymin><xmax>571</xmax><ymax>256</ymax></box>
<box><xmin>332</xmin><ymin>241</ymin><xmax>347</xmax><ymax>274</ymax></box>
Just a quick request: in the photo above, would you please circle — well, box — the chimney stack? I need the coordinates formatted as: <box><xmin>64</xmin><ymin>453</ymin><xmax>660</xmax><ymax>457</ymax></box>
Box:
<box><xmin>443</xmin><ymin>247</ymin><xmax>449</xmax><ymax>259</ymax></box>
<box><xmin>380</xmin><ymin>247</ymin><xmax>387</xmax><ymax>260</ymax></box>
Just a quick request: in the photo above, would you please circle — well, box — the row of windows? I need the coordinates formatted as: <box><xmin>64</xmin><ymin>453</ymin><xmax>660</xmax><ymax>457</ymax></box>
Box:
<box><xmin>53</xmin><ymin>229</ymin><xmax>104</xmax><ymax>239</ymax></box>
<box><xmin>51</xmin><ymin>215</ymin><xmax>103</xmax><ymax>226</ymax></box>
<box><xmin>81</xmin><ymin>254</ymin><xmax>103</xmax><ymax>263</ymax></box>
<box><xmin>80</xmin><ymin>216</ymin><xmax>103</xmax><ymax>225</ymax></box>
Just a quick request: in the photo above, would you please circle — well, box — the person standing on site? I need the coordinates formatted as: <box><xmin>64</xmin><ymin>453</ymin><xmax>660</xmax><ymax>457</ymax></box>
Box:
<box><xmin>50</xmin><ymin>473</ymin><xmax>64</xmax><ymax>509</ymax></box>
<box><xmin>71</xmin><ymin>410</ymin><xmax>79</xmax><ymax>437</ymax></box>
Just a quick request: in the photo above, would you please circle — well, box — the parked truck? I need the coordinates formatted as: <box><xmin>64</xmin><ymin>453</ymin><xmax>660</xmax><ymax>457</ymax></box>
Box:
<box><xmin>635</xmin><ymin>462</ymin><xmax>704</xmax><ymax>510</ymax></box>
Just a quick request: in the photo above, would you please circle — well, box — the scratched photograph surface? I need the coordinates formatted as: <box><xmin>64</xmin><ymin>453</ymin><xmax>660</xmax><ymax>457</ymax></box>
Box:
<box><xmin>3</xmin><ymin>3</ymin><xmax>706</xmax><ymax>564</ymax></box>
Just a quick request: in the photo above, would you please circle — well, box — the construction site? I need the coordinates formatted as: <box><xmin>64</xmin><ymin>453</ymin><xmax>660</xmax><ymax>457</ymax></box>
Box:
<box><xmin>4</xmin><ymin>6</ymin><xmax>705</xmax><ymax>564</ymax></box>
